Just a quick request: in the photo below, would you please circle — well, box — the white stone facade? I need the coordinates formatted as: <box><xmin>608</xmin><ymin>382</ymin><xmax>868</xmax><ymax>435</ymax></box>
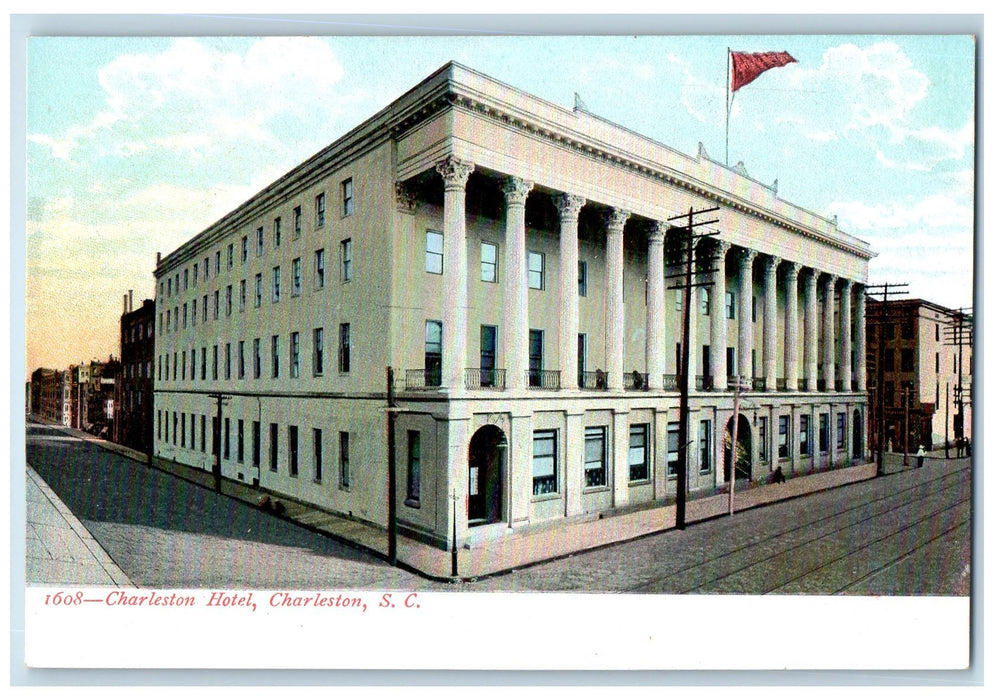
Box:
<box><xmin>153</xmin><ymin>62</ymin><xmax>874</xmax><ymax>556</ymax></box>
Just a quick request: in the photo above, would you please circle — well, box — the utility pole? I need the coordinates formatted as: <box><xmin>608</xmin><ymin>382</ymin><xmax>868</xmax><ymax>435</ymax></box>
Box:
<box><xmin>902</xmin><ymin>381</ymin><xmax>913</xmax><ymax>466</ymax></box>
<box><xmin>945</xmin><ymin>382</ymin><xmax>950</xmax><ymax>458</ymax></box>
<box><xmin>865</xmin><ymin>282</ymin><xmax>908</xmax><ymax>477</ymax></box>
<box><xmin>386</xmin><ymin>366</ymin><xmax>398</xmax><ymax>566</ymax></box>
<box><xmin>727</xmin><ymin>375</ymin><xmax>750</xmax><ymax>515</ymax></box>
<box><xmin>943</xmin><ymin>308</ymin><xmax>973</xmax><ymax>456</ymax></box>
<box><xmin>666</xmin><ymin>205</ymin><xmax>720</xmax><ymax>529</ymax></box>
<box><xmin>207</xmin><ymin>392</ymin><xmax>229</xmax><ymax>493</ymax></box>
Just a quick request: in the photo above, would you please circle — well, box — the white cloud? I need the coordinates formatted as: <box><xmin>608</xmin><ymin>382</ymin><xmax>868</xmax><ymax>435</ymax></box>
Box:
<box><xmin>831</xmin><ymin>195</ymin><xmax>973</xmax><ymax>231</ymax></box>
<box><xmin>667</xmin><ymin>52</ymin><xmax>725</xmax><ymax>125</ymax></box>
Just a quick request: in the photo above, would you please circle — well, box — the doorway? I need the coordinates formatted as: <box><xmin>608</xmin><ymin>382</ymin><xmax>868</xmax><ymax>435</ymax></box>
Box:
<box><xmin>468</xmin><ymin>425</ymin><xmax>506</xmax><ymax>526</ymax></box>
<box><xmin>723</xmin><ymin>414</ymin><xmax>752</xmax><ymax>482</ymax></box>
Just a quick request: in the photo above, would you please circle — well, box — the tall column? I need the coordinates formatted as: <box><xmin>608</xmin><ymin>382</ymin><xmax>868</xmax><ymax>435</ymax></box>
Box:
<box><xmin>605</xmin><ymin>208</ymin><xmax>629</xmax><ymax>389</ymax></box>
<box><xmin>501</xmin><ymin>176</ymin><xmax>533</xmax><ymax>391</ymax></box>
<box><xmin>556</xmin><ymin>194</ymin><xmax>585</xmax><ymax>390</ymax></box>
<box><xmin>645</xmin><ymin>221</ymin><xmax>668</xmax><ymax>389</ymax></box>
<box><xmin>803</xmin><ymin>269</ymin><xmax>819</xmax><ymax>391</ymax></box>
<box><xmin>737</xmin><ymin>249</ymin><xmax>757</xmax><ymax>381</ymax></box>
<box><xmin>840</xmin><ymin>279</ymin><xmax>853</xmax><ymax>392</ymax></box>
<box><xmin>436</xmin><ymin>157</ymin><xmax>474</xmax><ymax>391</ymax></box>
<box><xmin>823</xmin><ymin>274</ymin><xmax>837</xmax><ymax>391</ymax></box>
<box><xmin>763</xmin><ymin>256</ymin><xmax>780</xmax><ymax>391</ymax></box>
<box><xmin>784</xmin><ymin>262</ymin><xmax>800</xmax><ymax>391</ymax></box>
<box><xmin>855</xmin><ymin>285</ymin><xmax>867</xmax><ymax>391</ymax></box>
<box><xmin>710</xmin><ymin>241</ymin><xmax>730</xmax><ymax>390</ymax></box>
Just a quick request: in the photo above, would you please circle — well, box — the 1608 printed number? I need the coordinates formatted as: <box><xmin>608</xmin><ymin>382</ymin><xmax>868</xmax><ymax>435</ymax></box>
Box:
<box><xmin>43</xmin><ymin>591</ymin><xmax>83</xmax><ymax>606</ymax></box>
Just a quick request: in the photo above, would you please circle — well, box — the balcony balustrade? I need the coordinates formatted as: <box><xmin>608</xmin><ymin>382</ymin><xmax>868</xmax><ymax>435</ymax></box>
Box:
<box><xmin>465</xmin><ymin>368</ymin><xmax>506</xmax><ymax>390</ymax></box>
<box><xmin>578</xmin><ymin>370</ymin><xmax>608</xmax><ymax>390</ymax></box>
<box><xmin>528</xmin><ymin>369</ymin><xmax>561</xmax><ymax>390</ymax></box>
<box><xmin>623</xmin><ymin>371</ymin><xmax>649</xmax><ymax>391</ymax></box>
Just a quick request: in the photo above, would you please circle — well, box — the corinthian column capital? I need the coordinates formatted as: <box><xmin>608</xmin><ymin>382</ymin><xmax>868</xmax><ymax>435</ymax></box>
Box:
<box><xmin>605</xmin><ymin>208</ymin><xmax>630</xmax><ymax>235</ymax></box>
<box><xmin>648</xmin><ymin>220</ymin><xmax>671</xmax><ymax>245</ymax></box>
<box><xmin>765</xmin><ymin>255</ymin><xmax>781</xmax><ymax>278</ymax></box>
<box><xmin>739</xmin><ymin>248</ymin><xmax>758</xmax><ymax>266</ymax></box>
<box><xmin>436</xmin><ymin>157</ymin><xmax>475</xmax><ymax>190</ymax></box>
<box><xmin>502</xmin><ymin>176</ymin><xmax>534</xmax><ymax>207</ymax></box>
<box><xmin>554</xmin><ymin>193</ymin><xmax>586</xmax><ymax>222</ymax></box>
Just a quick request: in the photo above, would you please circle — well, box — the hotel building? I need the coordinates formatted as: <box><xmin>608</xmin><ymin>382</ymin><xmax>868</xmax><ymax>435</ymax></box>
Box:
<box><xmin>153</xmin><ymin>62</ymin><xmax>874</xmax><ymax>558</ymax></box>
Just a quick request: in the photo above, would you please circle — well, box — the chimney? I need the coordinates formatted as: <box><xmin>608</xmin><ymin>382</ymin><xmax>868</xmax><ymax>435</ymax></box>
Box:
<box><xmin>123</xmin><ymin>294</ymin><xmax>128</xmax><ymax>315</ymax></box>
<box><xmin>128</xmin><ymin>289</ymin><xmax>134</xmax><ymax>313</ymax></box>
<box><xmin>156</xmin><ymin>251</ymin><xmax>161</xmax><ymax>264</ymax></box>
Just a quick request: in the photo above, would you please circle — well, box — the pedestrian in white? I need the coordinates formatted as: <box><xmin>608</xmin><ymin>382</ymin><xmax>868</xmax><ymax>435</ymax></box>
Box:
<box><xmin>916</xmin><ymin>445</ymin><xmax>926</xmax><ymax>469</ymax></box>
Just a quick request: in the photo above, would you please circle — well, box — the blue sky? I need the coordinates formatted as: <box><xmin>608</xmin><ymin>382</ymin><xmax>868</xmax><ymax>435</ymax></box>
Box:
<box><xmin>24</xmin><ymin>33</ymin><xmax>976</xmax><ymax>373</ymax></box>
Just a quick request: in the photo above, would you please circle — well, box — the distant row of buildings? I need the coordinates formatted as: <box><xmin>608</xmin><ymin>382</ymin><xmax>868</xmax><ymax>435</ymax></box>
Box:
<box><xmin>27</xmin><ymin>63</ymin><xmax>972</xmax><ymax>572</ymax></box>
<box><xmin>29</xmin><ymin>357</ymin><xmax>120</xmax><ymax>437</ymax></box>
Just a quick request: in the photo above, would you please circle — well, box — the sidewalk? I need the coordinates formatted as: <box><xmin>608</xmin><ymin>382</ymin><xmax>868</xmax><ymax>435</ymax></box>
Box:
<box><xmin>25</xmin><ymin>463</ymin><xmax>132</xmax><ymax>587</ymax></box>
<box><xmin>31</xmin><ymin>419</ymin><xmax>890</xmax><ymax>582</ymax></box>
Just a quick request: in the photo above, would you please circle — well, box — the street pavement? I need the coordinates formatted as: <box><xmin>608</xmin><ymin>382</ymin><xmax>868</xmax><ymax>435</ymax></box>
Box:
<box><xmin>25</xmin><ymin>419</ymin><xmax>972</xmax><ymax>595</ymax></box>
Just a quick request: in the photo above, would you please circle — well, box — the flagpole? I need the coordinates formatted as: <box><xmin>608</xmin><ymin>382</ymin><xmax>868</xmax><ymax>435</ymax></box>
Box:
<box><xmin>725</xmin><ymin>47</ymin><xmax>730</xmax><ymax>166</ymax></box>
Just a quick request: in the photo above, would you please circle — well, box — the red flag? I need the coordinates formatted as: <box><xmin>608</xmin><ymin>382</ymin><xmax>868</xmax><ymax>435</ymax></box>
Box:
<box><xmin>730</xmin><ymin>51</ymin><xmax>797</xmax><ymax>92</ymax></box>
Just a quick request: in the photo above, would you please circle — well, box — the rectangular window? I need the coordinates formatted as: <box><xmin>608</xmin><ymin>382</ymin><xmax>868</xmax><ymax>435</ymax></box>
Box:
<box><xmin>225</xmin><ymin>285</ymin><xmax>232</xmax><ymax>316</ymax></box>
<box><xmin>837</xmin><ymin>413</ymin><xmax>846</xmax><ymax>450</ymax></box>
<box><xmin>275</xmin><ymin>217</ymin><xmax>282</xmax><ymax>247</ymax></box>
<box><xmin>201</xmin><ymin>415</ymin><xmax>206</xmax><ymax>454</ymax></box>
<box><xmin>341</xmin><ymin>178</ymin><xmax>353</xmax><ymax>216</ymax></box>
<box><xmin>479</xmin><ymin>325</ymin><xmax>497</xmax><ymax>387</ymax></box>
<box><xmin>182</xmin><ymin>303</ymin><xmax>188</xmax><ymax>329</ymax></box>
<box><xmin>481</xmin><ymin>241</ymin><xmax>497</xmax><ymax>282</ymax></box>
<box><xmin>191</xmin><ymin>299</ymin><xmax>197</xmax><ymax>327</ymax></box>
<box><xmin>255</xmin><ymin>273</ymin><xmax>262</xmax><ymax>308</ymax></box>
<box><xmin>227</xmin><ymin>243</ymin><xmax>234</xmax><ymax>270</ymax></box>
<box><xmin>426</xmin><ymin>230</ymin><xmax>443</xmax><ymax>274</ymax></box>
<box><xmin>726</xmin><ymin>291</ymin><xmax>736</xmax><ymax>319</ymax></box>
<box><xmin>272</xmin><ymin>266</ymin><xmax>281</xmax><ymax>303</ymax></box>
<box><xmin>238</xmin><ymin>341</ymin><xmax>245</xmax><ymax>379</ymax></box>
<box><xmin>532</xmin><ymin>430</ymin><xmax>558</xmax><ymax>495</ymax></box>
<box><xmin>418</xmin><ymin>320</ymin><xmax>442</xmax><ymax>386</ymax></box>
<box><xmin>288</xmin><ymin>425</ymin><xmax>299</xmax><ymax>477</ymax></box>
<box><xmin>256</xmin><ymin>226</ymin><xmax>264</xmax><ymax>256</ymax></box>
<box><xmin>699</xmin><ymin>420</ymin><xmax>712</xmax><ymax>474</ymax></box>
<box><xmin>269</xmin><ymin>423</ymin><xmax>278</xmax><ymax>472</ymax></box>
<box><xmin>315</xmin><ymin>193</ymin><xmax>326</xmax><ymax>228</ymax></box>
<box><xmin>180</xmin><ymin>412</ymin><xmax>186</xmax><ymax>448</ymax></box>
<box><xmin>667</xmin><ymin>422</ymin><xmax>680</xmax><ymax>477</ymax></box>
<box><xmin>215</xmin><ymin>251</ymin><xmax>221</xmax><ymax>276</ymax></box>
<box><xmin>202</xmin><ymin>294</ymin><xmax>208</xmax><ymax>323</ymax></box>
<box><xmin>758</xmin><ymin>416</ymin><xmax>769</xmax><ymax>462</ymax></box>
<box><xmin>223</xmin><ymin>417</ymin><xmax>230</xmax><ymax>460</ymax></box>
<box><xmin>252</xmin><ymin>421</ymin><xmax>260</xmax><ymax>468</ymax></box>
<box><xmin>406</xmin><ymin>431</ymin><xmax>421</xmax><ymax>505</ymax></box>
<box><xmin>315</xmin><ymin>249</ymin><xmax>325</xmax><ymax>289</ymax></box>
<box><xmin>341</xmin><ymin>239</ymin><xmax>352</xmax><ymax>282</ymax></box>
<box><xmin>241</xmin><ymin>236</ymin><xmax>248</xmax><ymax>263</ymax></box>
<box><xmin>901</xmin><ymin>348</ymin><xmax>914</xmax><ymax>372</ymax></box>
<box><xmin>181</xmin><ymin>351</ymin><xmax>186</xmax><ymax>380</ymax></box>
<box><xmin>293</xmin><ymin>206</ymin><xmax>302</xmax><ymax>238</ymax></box>
<box><xmin>201</xmin><ymin>346</ymin><xmax>207</xmax><ymax>380</ymax></box>
<box><xmin>800</xmin><ymin>415</ymin><xmax>810</xmax><ymax>456</ymax></box>
<box><xmin>774</xmin><ymin>415</ymin><xmax>789</xmax><ymax>459</ymax></box>
<box><xmin>271</xmin><ymin>335</ymin><xmax>280</xmax><ymax>378</ymax></box>
<box><xmin>253</xmin><ymin>338</ymin><xmax>261</xmax><ymax>379</ymax></box>
<box><xmin>313</xmin><ymin>327</ymin><xmax>324</xmax><ymax>375</ymax></box>
<box><xmin>239</xmin><ymin>279</ymin><xmax>246</xmax><ymax>311</ymax></box>
<box><xmin>885</xmin><ymin>348</ymin><xmax>895</xmax><ymax>371</ymax></box>
<box><xmin>629</xmin><ymin>423</ymin><xmax>649</xmax><ymax>482</ymax></box>
<box><xmin>578</xmin><ymin>260</ymin><xmax>587</xmax><ymax>297</ymax></box>
<box><xmin>584</xmin><ymin>426</ymin><xmax>607</xmax><ymax>488</ymax></box>
<box><xmin>224</xmin><ymin>342</ymin><xmax>231</xmax><ymax>380</ymax></box>
<box><xmin>528</xmin><ymin>251</ymin><xmax>545</xmax><ymax>290</ymax></box>
<box><xmin>213</xmin><ymin>290</ymin><xmax>219</xmax><ymax>320</ymax></box>
<box><xmin>819</xmin><ymin>413</ymin><xmax>829</xmax><ymax>453</ymax></box>
<box><xmin>528</xmin><ymin>329</ymin><xmax>543</xmax><ymax>386</ymax></box>
<box><xmin>577</xmin><ymin>333</ymin><xmax>587</xmax><ymax>385</ymax></box>
<box><xmin>936</xmin><ymin>352</ymin><xmax>940</xmax><ymax>373</ymax></box>
<box><xmin>339</xmin><ymin>432</ymin><xmax>350</xmax><ymax>489</ymax></box>
<box><xmin>291</xmin><ymin>258</ymin><xmax>302</xmax><ymax>296</ymax></box>
<box><xmin>313</xmin><ymin>428</ymin><xmax>323</xmax><ymax>482</ymax></box>
<box><xmin>339</xmin><ymin>323</ymin><xmax>351</xmax><ymax>373</ymax></box>
<box><xmin>237</xmin><ymin>419</ymin><xmax>244</xmax><ymax>463</ymax></box>
<box><xmin>290</xmin><ymin>332</ymin><xmax>300</xmax><ymax>378</ymax></box>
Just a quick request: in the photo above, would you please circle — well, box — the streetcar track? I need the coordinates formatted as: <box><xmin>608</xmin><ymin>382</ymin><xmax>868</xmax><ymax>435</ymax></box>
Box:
<box><xmin>623</xmin><ymin>466</ymin><xmax>970</xmax><ymax>594</ymax></box>
<box><xmin>762</xmin><ymin>495</ymin><xmax>971</xmax><ymax>594</ymax></box>
<box><xmin>831</xmin><ymin>518</ymin><xmax>971</xmax><ymax>594</ymax></box>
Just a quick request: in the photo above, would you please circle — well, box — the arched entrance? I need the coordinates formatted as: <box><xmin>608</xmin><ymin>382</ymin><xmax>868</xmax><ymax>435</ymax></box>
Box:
<box><xmin>723</xmin><ymin>414</ymin><xmax>752</xmax><ymax>482</ymax></box>
<box><xmin>468</xmin><ymin>425</ymin><xmax>506</xmax><ymax>526</ymax></box>
<box><xmin>853</xmin><ymin>409</ymin><xmax>863</xmax><ymax>459</ymax></box>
